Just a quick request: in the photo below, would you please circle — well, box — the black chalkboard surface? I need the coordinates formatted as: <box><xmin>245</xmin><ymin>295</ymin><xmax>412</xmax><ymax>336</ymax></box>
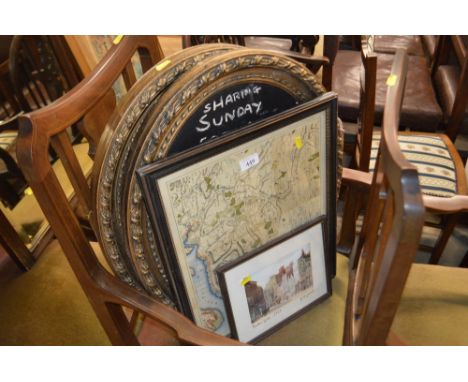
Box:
<box><xmin>168</xmin><ymin>82</ymin><xmax>298</xmax><ymax>154</ymax></box>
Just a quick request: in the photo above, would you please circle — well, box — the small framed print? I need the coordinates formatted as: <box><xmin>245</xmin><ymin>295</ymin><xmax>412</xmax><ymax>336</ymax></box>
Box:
<box><xmin>217</xmin><ymin>219</ymin><xmax>330</xmax><ymax>343</ymax></box>
<box><xmin>137</xmin><ymin>93</ymin><xmax>337</xmax><ymax>336</ymax></box>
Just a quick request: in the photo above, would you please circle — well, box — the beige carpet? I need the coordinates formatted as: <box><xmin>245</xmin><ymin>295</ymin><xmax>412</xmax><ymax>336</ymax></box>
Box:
<box><xmin>0</xmin><ymin>240</ymin><xmax>110</xmax><ymax>345</ymax></box>
<box><xmin>0</xmin><ymin>239</ymin><xmax>351</xmax><ymax>346</ymax></box>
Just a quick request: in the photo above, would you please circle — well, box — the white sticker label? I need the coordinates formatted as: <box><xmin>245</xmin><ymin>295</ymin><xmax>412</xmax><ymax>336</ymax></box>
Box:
<box><xmin>239</xmin><ymin>153</ymin><xmax>260</xmax><ymax>172</ymax></box>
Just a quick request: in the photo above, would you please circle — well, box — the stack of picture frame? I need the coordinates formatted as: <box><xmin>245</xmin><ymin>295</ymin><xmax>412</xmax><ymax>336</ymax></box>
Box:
<box><xmin>138</xmin><ymin>94</ymin><xmax>337</xmax><ymax>342</ymax></box>
<box><xmin>94</xmin><ymin>43</ymin><xmax>342</xmax><ymax>342</ymax></box>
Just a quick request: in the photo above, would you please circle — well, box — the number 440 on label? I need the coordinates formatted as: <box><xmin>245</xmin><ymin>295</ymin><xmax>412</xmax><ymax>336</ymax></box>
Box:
<box><xmin>239</xmin><ymin>153</ymin><xmax>260</xmax><ymax>172</ymax></box>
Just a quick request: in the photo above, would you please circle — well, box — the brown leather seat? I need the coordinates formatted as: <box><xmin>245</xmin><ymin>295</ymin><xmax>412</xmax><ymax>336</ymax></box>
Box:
<box><xmin>331</xmin><ymin>50</ymin><xmax>361</xmax><ymax>122</ymax></box>
<box><xmin>333</xmin><ymin>50</ymin><xmax>443</xmax><ymax>131</ymax></box>
<box><xmin>434</xmin><ymin>64</ymin><xmax>468</xmax><ymax>132</ymax></box>
<box><xmin>374</xmin><ymin>35</ymin><xmax>425</xmax><ymax>57</ymax></box>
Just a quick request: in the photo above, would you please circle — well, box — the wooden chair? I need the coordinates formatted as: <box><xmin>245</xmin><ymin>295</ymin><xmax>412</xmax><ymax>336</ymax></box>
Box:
<box><xmin>432</xmin><ymin>35</ymin><xmax>468</xmax><ymax>141</ymax></box>
<box><xmin>15</xmin><ymin>36</ymin><xmax>239</xmax><ymax>345</ymax></box>
<box><xmin>183</xmin><ymin>35</ymin><xmax>337</xmax><ymax>90</ymax></box>
<box><xmin>344</xmin><ymin>37</ymin><xmax>377</xmax><ymax>171</ymax></box>
<box><xmin>344</xmin><ymin>49</ymin><xmax>468</xmax><ymax>345</ymax></box>
<box><xmin>2</xmin><ymin>36</ymin><xmax>163</xmax><ymax>272</ymax></box>
<box><xmin>184</xmin><ymin>35</ymin><xmax>319</xmax><ymax>55</ymax></box>
<box><xmin>337</xmin><ymin>38</ymin><xmax>467</xmax><ymax>265</ymax></box>
<box><xmin>370</xmin><ymin>38</ymin><xmax>466</xmax><ymax>264</ymax></box>
<box><xmin>344</xmin><ymin>48</ymin><xmax>424</xmax><ymax>344</ymax></box>
<box><xmin>8</xmin><ymin>36</ymin><xmax>82</xmax><ymax>113</ymax></box>
<box><xmin>372</xmin><ymin>35</ymin><xmax>426</xmax><ymax>57</ymax></box>
<box><xmin>0</xmin><ymin>36</ymin><xmax>84</xmax><ymax>208</ymax></box>
<box><xmin>333</xmin><ymin>35</ymin><xmax>443</xmax><ymax>132</ymax></box>
<box><xmin>352</xmin><ymin>35</ymin><xmax>439</xmax><ymax>70</ymax></box>
<box><xmin>428</xmin><ymin>158</ymin><xmax>468</xmax><ymax>268</ymax></box>
<box><xmin>337</xmin><ymin>36</ymin><xmax>376</xmax><ymax>252</ymax></box>
<box><xmin>0</xmin><ymin>37</ymin><xmax>84</xmax><ymax>275</ymax></box>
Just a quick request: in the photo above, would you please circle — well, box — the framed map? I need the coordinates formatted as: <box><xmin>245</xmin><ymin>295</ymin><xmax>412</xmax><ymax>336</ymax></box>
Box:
<box><xmin>137</xmin><ymin>93</ymin><xmax>337</xmax><ymax>336</ymax></box>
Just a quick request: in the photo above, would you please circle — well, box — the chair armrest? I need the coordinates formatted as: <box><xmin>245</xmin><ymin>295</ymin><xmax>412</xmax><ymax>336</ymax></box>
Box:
<box><xmin>99</xmin><ymin>270</ymin><xmax>245</xmax><ymax>345</ymax></box>
<box><xmin>337</xmin><ymin>168</ymin><xmax>372</xmax><ymax>256</ymax></box>
<box><xmin>137</xmin><ymin>302</ymin><xmax>246</xmax><ymax>346</ymax></box>
<box><xmin>342</xmin><ymin>168</ymin><xmax>372</xmax><ymax>189</ymax></box>
<box><xmin>258</xmin><ymin>46</ymin><xmax>329</xmax><ymax>73</ymax></box>
<box><xmin>342</xmin><ymin>169</ymin><xmax>468</xmax><ymax>214</ymax></box>
<box><xmin>423</xmin><ymin>195</ymin><xmax>468</xmax><ymax>213</ymax></box>
<box><xmin>135</xmin><ymin>294</ymin><xmax>245</xmax><ymax>345</ymax></box>
<box><xmin>285</xmin><ymin>53</ymin><xmax>329</xmax><ymax>73</ymax></box>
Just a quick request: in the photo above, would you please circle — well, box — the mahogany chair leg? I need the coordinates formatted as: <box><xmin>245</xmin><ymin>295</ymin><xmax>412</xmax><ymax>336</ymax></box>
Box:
<box><xmin>91</xmin><ymin>301</ymin><xmax>139</xmax><ymax>346</ymax></box>
<box><xmin>0</xmin><ymin>208</ymin><xmax>35</xmax><ymax>271</ymax></box>
<box><xmin>337</xmin><ymin>185</ymin><xmax>364</xmax><ymax>256</ymax></box>
<box><xmin>429</xmin><ymin>214</ymin><xmax>459</xmax><ymax>264</ymax></box>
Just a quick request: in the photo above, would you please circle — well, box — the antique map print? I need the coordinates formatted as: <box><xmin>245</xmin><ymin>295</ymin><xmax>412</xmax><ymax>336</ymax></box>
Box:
<box><xmin>157</xmin><ymin>110</ymin><xmax>326</xmax><ymax>335</ymax></box>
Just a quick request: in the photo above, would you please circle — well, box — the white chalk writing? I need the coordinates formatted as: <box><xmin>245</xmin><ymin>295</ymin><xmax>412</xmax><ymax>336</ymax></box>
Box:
<box><xmin>196</xmin><ymin>86</ymin><xmax>263</xmax><ymax>141</ymax></box>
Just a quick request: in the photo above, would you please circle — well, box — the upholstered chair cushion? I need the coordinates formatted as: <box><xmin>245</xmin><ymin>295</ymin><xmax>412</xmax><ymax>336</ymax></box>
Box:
<box><xmin>374</xmin><ymin>35</ymin><xmax>425</xmax><ymax>57</ymax></box>
<box><xmin>333</xmin><ymin>51</ymin><xmax>443</xmax><ymax>131</ymax></box>
<box><xmin>369</xmin><ymin>133</ymin><xmax>461</xmax><ymax>197</ymax></box>
<box><xmin>434</xmin><ymin>64</ymin><xmax>468</xmax><ymax>132</ymax></box>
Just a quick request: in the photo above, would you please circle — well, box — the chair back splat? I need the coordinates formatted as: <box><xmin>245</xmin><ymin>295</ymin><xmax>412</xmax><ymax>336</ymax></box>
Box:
<box><xmin>355</xmin><ymin>36</ymin><xmax>377</xmax><ymax>172</ymax></box>
<box><xmin>343</xmin><ymin>49</ymin><xmax>426</xmax><ymax>345</ymax></box>
<box><xmin>8</xmin><ymin>36</ymin><xmax>82</xmax><ymax>112</ymax></box>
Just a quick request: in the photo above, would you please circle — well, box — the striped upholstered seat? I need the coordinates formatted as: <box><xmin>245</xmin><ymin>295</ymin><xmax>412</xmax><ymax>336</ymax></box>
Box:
<box><xmin>369</xmin><ymin>133</ymin><xmax>463</xmax><ymax>198</ymax></box>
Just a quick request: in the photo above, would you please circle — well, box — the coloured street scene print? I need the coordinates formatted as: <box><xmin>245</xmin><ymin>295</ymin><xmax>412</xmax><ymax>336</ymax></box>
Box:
<box><xmin>244</xmin><ymin>244</ymin><xmax>314</xmax><ymax>326</ymax></box>
<box><xmin>157</xmin><ymin>111</ymin><xmax>326</xmax><ymax>335</ymax></box>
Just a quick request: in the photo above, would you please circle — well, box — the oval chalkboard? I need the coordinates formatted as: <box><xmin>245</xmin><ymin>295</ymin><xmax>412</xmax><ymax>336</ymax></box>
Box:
<box><xmin>95</xmin><ymin>44</ymin><xmax>240</xmax><ymax>304</ymax></box>
<box><xmin>97</xmin><ymin>47</ymin><xmax>328</xmax><ymax>306</ymax></box>
<box><xmin>168</xmin><ymin>82</ymin><xmax>298</xmax><ymax>154</ymax></box>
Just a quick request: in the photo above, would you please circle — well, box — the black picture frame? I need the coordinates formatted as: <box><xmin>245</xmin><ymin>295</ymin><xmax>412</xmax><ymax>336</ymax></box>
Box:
<box><xmin>217</xmin><ymin>217</ymin><xmax>330</xmax><ymax>343</ymax></box>
<box><xmin>137</xmin><ymin>92</ymin><xmax>337</xmax><ymax>336</ymax></box>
